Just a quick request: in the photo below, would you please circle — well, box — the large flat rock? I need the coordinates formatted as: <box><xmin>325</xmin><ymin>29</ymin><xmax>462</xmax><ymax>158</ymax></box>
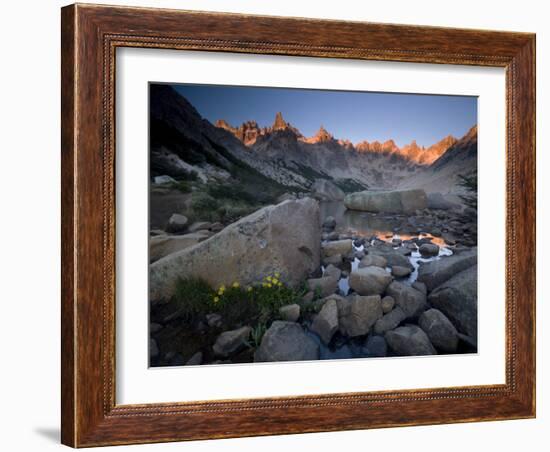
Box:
<box><xmin>344</xmin><ymin>189</ymin><xmax>427</xmax><ymax>214</ymax></box>
<box><xmin>149</xmin><ymin>198</ymin><xmax>320</xmax><ymax>302</ymax></box>
<box><xmin>417</xmin><ymin>249</ymin><xmax>477</xmax><ymax>291</ymax></box>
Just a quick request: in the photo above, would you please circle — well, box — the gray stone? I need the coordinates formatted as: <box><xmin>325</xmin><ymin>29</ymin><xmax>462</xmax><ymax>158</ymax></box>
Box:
<box><xmin>210</xmin><ymin>222</ymin><xmax>224</xmax><ymax>233</ymax></box>
<box><xmin>427</xmin><ymin>192</ymin><xmax>461</xmax><ymax>210</ymax></box>
<box><xmin>206</xmin><ymin>313</ymin><xmax>223</xmax><ymax>328</ymax></box>
<box><xmin>419</xmin><ymin>243</ymin><xmax>440</xmax><ymax>257</ymax></box>
<box><xmin>150</xmin><ymin>322</ymin><xmax>163</xmax><ymax>334</ymax></box>
<box><xmin>344</xmin><ymin>189</ymin><xmax>428</xmax><ymax>214</ymax></box>
<box><xmin>255</xmin><ymin>321</ymin><xmax>320</xmax><ymax>362</ymax></box>
<box><xmin>311</xmin><ymin>299</ymin><xmax>339</xmax><ymax>345</ymax></box>
<box><xmin>307</xmin><ymin>276</ymin><xmax>338</xmax><ymax>298</ymax></box>
<box><xmin>322</xmin><ymin>253</ymin><xmax>342</xmax><ymax>266</ymax></box>
<box><xmin>322</xmin><ymin>239</ymin><xmax>353</xmax><ymax>258</ymax></box>
<box><xmin>381</xmin><ymin>296</ymin><xmax>395</xmax><ymax>313</ymax></box>
<box><xmin>385</xmin><ymin>325</ymin><xmax>437</xmax><ymax>356</ymax></box>
<box><xmin>418</xmin><ymin>309</ymin><xmax>459</xmax><ymax>353</ymax></box>
<box><xmin>417</xmin><ymin>249</ymin><xmax>477</xmax><ymax>291</ymax></box>
<box><xmin>368</xmin><ymin>245</ymin><xmax>414</xmax><ymax>269</ymax></box>
<box><xmin>373</xmin><ymin>306</ymin><xmax>406</xmax><ymax>335</ymax></box>
<box><xmin>338</xmin><ymin>295</ymin><xmax>383</xmax><ymax>337</ymax></box>
<box><xmin>150</xmin><ymin>199</ymin><xmax>321</xmax><ymax>302</ymax></box>
<box><xmin>185</xmin><ymin>351</ymin><xmax>203</xmax><ymax>366</ymax></box>
<box><xmin>279</xmin><ymin>304</ymin><xmax>301</xmax><ymax>322</ymax></box>
<box><xmin>359</xmin><ymin>254</ymin><xmax>388</xmax><ymax>268</ymax></box>
<box><xmin>364</xmin><ymin>335</ymin><xmax>388</xmax><ymax>357</ymax></box>
<box><xmin>165</xmin><ymin>213</ymin><xmax>189</xmax><ymax>233</ymax></box>
<box><xmin>412</xmin><ymin>281</ymin><xmax>427</xmax><ymax>295</ymax></box>
<box><xmin>349</xmin><ymin>266</ymin><xmax>392</xmax><ymax>296</ymax></box>
<box><xmin>386</xmin><ymin>281</ymin><xmax>428</xmax><ymax>319</ymax></box>
<box><xmin>212</xmin><ymin>326</ymin><xmax>252</xmax><ymax>358</ymax></box>
<box><xmin>322</xmin><ymin>216</ymin><xmax>337</xmax><ymax>230</ymax></box>
<box><xmin>392</xmin><ymin>265</ymin><xmax>412</xmax><ymax>277</ymax></box>
<box><xmin>428</xmin><ymin>265</ymin><xmax>478</xmax><ymax>339</ymax></box>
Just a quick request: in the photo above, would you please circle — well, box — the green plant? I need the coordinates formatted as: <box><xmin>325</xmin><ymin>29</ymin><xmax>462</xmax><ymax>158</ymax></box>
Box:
<box><xmin>170</xmin><ymin>277</ymin><xmax>215</xmax><ymax>321</ymax></box>
<box><xmin>457</xmin><ymin>171</ymin><xmax>478</xmax><ymax>210</ymax></box>
<box><xmin>171</xmin><ymin>180</ymin><xmax>192</xmax><ymax>193</ymax></box>
<box><xmin>248</xmin><ymin>322</ymin><xmax>268</xmax><ymax>349</ymax></box>
<box><xmin>191</xmin><ymin>192</ymin><xmax>220</xmax><ymax>221</ymax></box>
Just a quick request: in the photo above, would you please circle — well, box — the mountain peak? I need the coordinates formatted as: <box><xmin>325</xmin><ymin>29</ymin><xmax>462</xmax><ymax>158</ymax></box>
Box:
<box><xmin>273</xmin><ymin>111</ymin><xmax>289</xmax><ymax>130</ymax></box>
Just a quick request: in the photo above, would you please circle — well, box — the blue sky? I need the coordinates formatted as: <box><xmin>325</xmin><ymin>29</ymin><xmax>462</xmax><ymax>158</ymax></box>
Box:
<box><xmin>171</xmin><ymin>83</ymin><xmax>477</xmax><ymax>148</ymax></box>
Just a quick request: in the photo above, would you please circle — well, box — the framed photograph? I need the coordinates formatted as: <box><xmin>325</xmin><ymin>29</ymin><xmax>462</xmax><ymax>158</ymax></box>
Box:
<box><xmin>61</xmin><ymin>3</ymin><xmax>536</xmax><ymax>447</ymax></box>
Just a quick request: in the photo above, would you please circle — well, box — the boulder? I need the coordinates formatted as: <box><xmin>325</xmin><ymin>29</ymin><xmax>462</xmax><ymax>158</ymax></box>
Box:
<box><xmin>322</xmin><ymin>239</ymin><xmax>353</xmax><ymax>258</ymax></box>
<box><xmin>373</xmin><ymin>306</ymin><xmax>407</xmax><ymax>335</ymax></box>
<box><xmin>254</xmin><ymin>321</ymin><xmax>319</xmax><ymax>362</ymax></box>
<box><xmin>419</xmin><ymin>243</ymin><xmax>440</xmax><ymax>257</ymax></box>
<box><xmin>150</xmin><ymin>199</ymin><xmax>321</xmax><ymax>302</ymax></box>
<box><xmin>307</xmin><ymin>270</ymin><xmax>339</xmax><ymax>298</ymax></box>
<box><xmin>428</xmin><ymin>265</ymin><xmax>478</xmax><ymax>339</ymax></box>
<box><xmin>344</xmin><ymin>189</ymin><xmax>428</xmax><ymax>214</ymax></box>
<box><xmin>279</xmin><ymin>304</ymin><xmax>301</xmax><ymax>322</ymax></box>
<box><xmin>417</xmin><ymin>249</ymin><xmax>477</xmax><ymax>291</ymax></box>
<box><xmin>149</xmin><ymin>232</ymin><xmax>211</xmax><ymax>263</ymax></box>
<box><xmin>311</xmin><ymin>299</ymin><xmax>339</xmax><ymax>344</ymax></box>
<box><xmin>364</xmin><ymin>335</ymin><xmax>388</xmax><ymax>357</ymax></box>
<box><xmin>381</xmin><ymin>296</ymin><xmax>395</xmax><ymax>313</ymax></box>
<box><xmin>386</xmin><ymin>281</ymin><xmax>428</xmax><ymax>319</ymax></box>
<box><xmin>322</xmin><ymin>254</ymin><xmax>343</xmax><ymax>266</ymax></box>
<box><xmin>205</xmin><ymin>313</ymin><xmax>223</xmax><ymax>328</ymax></box>
<box><xmin>311</xmin><ymin>179</ymin><xmax>345</xmax><ymax>201</ymax></box>
<box><xmin>359</xmin><ymin>254</ymin><xmax>388</xmax><ymax>268</ymax></box>
<box><xmin>385</xmin><ymin>325</ymin><xmax>437</xmax><ymax>356</ymax></box>
<box><xmin>391</xmin><ymin>266</ymin><xmax>412</xmax><ymax>277</ymax></box>
<box><xmin>349</xmin><ymin>267</ymin><xmax>392</xmax><ymax>296</ymax></box>
<box><xmin>368</xmin><ymin>245</ymin><xmax>413</xmax><ymax>269</ymax></box>
<box><xmin>338</xmin><ymin>295</ymin><xmax>383</xmax><ymax>337</ymax></box>
<box><xmin>412</xmin><ymin>281</ymin><xmax>427</xmax><ymax>295</ymax></box>
<box><xmin>165</xmin><ymin>213</ymin><xmax>189</xmax><ymax>233</ymax></box>
<box><xmin>212</xmin><ymin>326</ymin><xmax>252</xmax><ymax>358</ymax></box>
<box><xmin>418</xmin><ymin>309</ymin><xmax>459</xmax><ymax>353</ymax></box>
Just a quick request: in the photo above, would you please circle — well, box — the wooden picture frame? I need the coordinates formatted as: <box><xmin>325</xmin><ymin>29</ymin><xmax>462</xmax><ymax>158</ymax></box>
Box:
<box><xmin>61</xmin><ymin>3</ymin><xmax>536</xmax><ymax>447</ymax></box>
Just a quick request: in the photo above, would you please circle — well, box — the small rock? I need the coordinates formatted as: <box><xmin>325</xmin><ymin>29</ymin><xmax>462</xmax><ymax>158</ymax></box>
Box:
<box><xmin>206</xmin><ymin>313</ymin><xmax>223</xmax><ymax>328</ymax></box>
<box><xmin>391</xmin><ymin>265</ymin><xmax>412</xmax><ymax>277</ymax></box>
<box><xmin>210</xmin><ymin>222</ymin><xmax>224</xmax><ymax>233</ymax></box>
<box><xmin>322</xmin><ymin>239</ymin><xmax>353</xmax><ymax>258</ymax></box>
<box><xmin>349</xmin><ymin>266</ymin><xmax>392</xmax><ymax>296</ymax></box>
<box><xmin>364</xmin><ymin>335</ymin><xmax>388</xmax><ymax>357</ymax></box>
<box><xmin>419</xmin><ymin>243</ymin><xmax>440</xmax><ymax>257</ymax></box>
<box><xmin>311</xmin><ymin>299</ymin><xmax>339</xmax><ymax>345</ymax></box>
<box><xmin>255</xmin><ymin>321</ymin><xmax>319</xmax><ymax>362</ymax></box>
<box><xmin>302</xmin><ymin>291</ymin><xmax>314</xmax><ymax>303</ymax></box>
<box><xmin>373</xmin><ymin>306</ymin><xmax>406</xmax><ymax>335</ymax></box>
<box><xmin>418</xmin><ymin>309</ymin><xmax>459</xmax><ymax>353</ymax></box>
<box><xmin>381</xmin><ymin>296</ymin><xmax>395</xmax><ymax>313</ymax></box>
<box><xmin>322</xmin><ymin>216</ymin><xmax>337</xmax><ymax>231</ymax></box>
<box><xmin>279</xmin><ymin>304</ymin><xmax>301</xmax><ymax>322</ymax></box>
<box><xmin>385</xmin><ymin>325</ymin><xmax>437</xmax><ymax>356</ymax></box>
<box><xmin>212</xmin><ymin>326</ymin><xmax>252</xmax><ymax>358</ymax></box>
<box><xmin>359</xmin><ymin>254</ymin><xmax>388</xmax><ymax>268</ymax></box>
<box><xmin>431</xmin><ymin>228</ymin><xmax>442</xmax><ymax>237</ymax></box>
<box><xmin>338</xmin><ymin>295</ymin><xmax>383</xmax><ymax>337</ymax></box>
<box><xmin>307</xmin><ymin>276</ymin><xmax>338</xmax><ymax>298</ymax></box>
<box><xmin>322</xmin><ymin>253</ymin><xmax>342</xmax><ymax>266</ymax></box>
<box><xmin>386</xmin><ymin>281</ymin><xmax>427</xmax><ymax>319</ymax></box>
<box><xmin>185</xmin><ymin>351</ymin><xmax>203</xmax><ymax>365</ymax></box>
<box><xmin>165</xmin><ymin>213</ymin><xmax>189</xmax><ymax>233</ymax></box>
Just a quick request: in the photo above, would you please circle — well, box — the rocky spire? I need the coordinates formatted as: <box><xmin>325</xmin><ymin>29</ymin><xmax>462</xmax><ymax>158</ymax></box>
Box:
<box><xmin>272</xmin><ymin>111</ymin><xmax>289</xmax><ymax>130</ymax></box>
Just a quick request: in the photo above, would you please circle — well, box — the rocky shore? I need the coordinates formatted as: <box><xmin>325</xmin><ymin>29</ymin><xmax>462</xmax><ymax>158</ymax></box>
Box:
<box><xmin>149</xmin><ymin>190</ymin><xmax>477</xmax><ymax>366</ymax></box>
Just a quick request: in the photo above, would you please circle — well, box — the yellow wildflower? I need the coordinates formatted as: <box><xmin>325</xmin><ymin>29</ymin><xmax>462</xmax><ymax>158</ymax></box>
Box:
<box><xmin>266</xmin><ymin>276</ymin><xmax>272</xmax><ymax>282</ymax></box>
<box><xmin>277</xmin><ymin>282</ymin><xmax>283</xmax><ymax>287</ymax></box>
<box><xmin>247</xmin><ymin>286</ymin><xmax>253</xmax><ymax>292</ymax></box>
<box><xmin>232</xmin><ymin>282</ymin><xmax>240</xmax><ymax>288</ymax></box>
<box><xmin>275</xmin><ymin>272</ymin><xmax>280</xmax><ymax>278</ymax></box>
<box><xmin>272</xmin><ymin>278</ymin><xmax>279</xmax><ymax>284</ymax></box>
<box><xmin>213</xmin><ymin>296</ymin><xmax>220</xmax><ymax>303</ymax></box>
<box><xmin>267</xmin><ymin>283</ymin><xmax>272</xmax><ymax>288</ymax></box>
<box><xmin>262</xmin><ymin>282</ymin><xmax>268</xmax><ymax>288</ymax></box>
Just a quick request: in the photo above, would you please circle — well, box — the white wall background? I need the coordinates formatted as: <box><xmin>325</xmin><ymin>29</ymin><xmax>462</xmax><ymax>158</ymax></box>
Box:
<box><xmin>0</xmin><ymin>1</ymin><xmax>545</xmax><ymax>451</ymax></box>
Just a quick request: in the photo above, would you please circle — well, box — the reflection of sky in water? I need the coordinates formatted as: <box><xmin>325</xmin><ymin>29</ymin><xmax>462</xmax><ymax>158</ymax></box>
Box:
<box><xmin>319</xmin><ymin>201</ymin><xmax>453</xmax><ymax>295</ymax></box>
